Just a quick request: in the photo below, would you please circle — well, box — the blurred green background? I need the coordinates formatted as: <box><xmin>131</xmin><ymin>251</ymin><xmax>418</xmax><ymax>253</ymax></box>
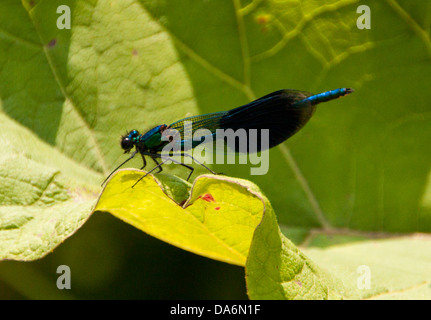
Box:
<box><xmin>0</xmin><ymin>0</ymin><xmax>430</xmax><ymax>299</ymax></box>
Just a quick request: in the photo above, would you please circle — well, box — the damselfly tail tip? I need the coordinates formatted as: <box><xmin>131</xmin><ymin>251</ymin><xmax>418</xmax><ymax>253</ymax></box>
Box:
<box><xmin>345</xmin><ymin>87</ymin><xmax>354</xmax><ymax>94</ymax></box>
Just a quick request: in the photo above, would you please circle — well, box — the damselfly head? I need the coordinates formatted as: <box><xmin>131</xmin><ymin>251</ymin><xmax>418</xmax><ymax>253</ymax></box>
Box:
<box><xmin>121</xmin><ymin>130</ymin><xmax>140</xmax><ymax>153</ymax></box>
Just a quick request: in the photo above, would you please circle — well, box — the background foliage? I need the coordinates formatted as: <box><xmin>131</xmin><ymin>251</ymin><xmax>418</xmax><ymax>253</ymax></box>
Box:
<box><xmin>0</xmin><ymin>0</ymin><xmax>430</xmax><ymax>299</ymax></box>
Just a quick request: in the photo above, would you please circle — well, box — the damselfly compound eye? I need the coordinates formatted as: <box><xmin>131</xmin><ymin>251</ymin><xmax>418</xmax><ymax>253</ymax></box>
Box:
<box><xmin>121</xmin><ymin>136</ymin><xmax>133</xmax><ymax>151</ymax></box>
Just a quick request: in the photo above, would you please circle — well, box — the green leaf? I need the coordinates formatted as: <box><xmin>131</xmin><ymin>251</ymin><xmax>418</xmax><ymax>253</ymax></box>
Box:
<box><xmin>95</xmin><ymin>170</ymin><xmax>266</xmax><ymax>266</ymax></box>
<box><xmin>244</xmin><ymin>184</ymin><xmax>347</xmax><ymax>300</ymax></box>
<box><xmin>96</xmin><ymin>170</ymin><xmax>346</xmax><ymax>299</ymax></box>
<box><xmin>302</xmin><ymin>234</ymin><xmax>431</xmax><ymax>299</ymax></box>
<box><xmin>0</xmin><ymin>113</ymin><xmax>98</xmax><ymax>261</ymax></box>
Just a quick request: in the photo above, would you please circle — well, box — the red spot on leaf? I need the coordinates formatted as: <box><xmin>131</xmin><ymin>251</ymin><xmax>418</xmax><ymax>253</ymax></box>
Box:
<box><xmin>295</xmin><ymin>280</ymin><xmax>302</xmax><ymax>287</ymax></box>
<box><xmin>199</xmin><ymin>193</ymin><xmax>215</xmax><ymax>202</ymax></box>
<box><xmin>256</xmin><ymin>14</ymin><xmax>270</xmax><ymax>25</ymax></box>
<box><xmin>214</xmin><ymin>207</ymin><xmax>220</xmax><ymax>211</ymax></box>
<box><xmin>256</xmin><ymin>14</ymin><xmax>271</xmax><ymax>33</ymax></box>
<box><xmin>47</xmin><ymin>38</ymin><xmax>57</xmax><ymax>48</ymax></box>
